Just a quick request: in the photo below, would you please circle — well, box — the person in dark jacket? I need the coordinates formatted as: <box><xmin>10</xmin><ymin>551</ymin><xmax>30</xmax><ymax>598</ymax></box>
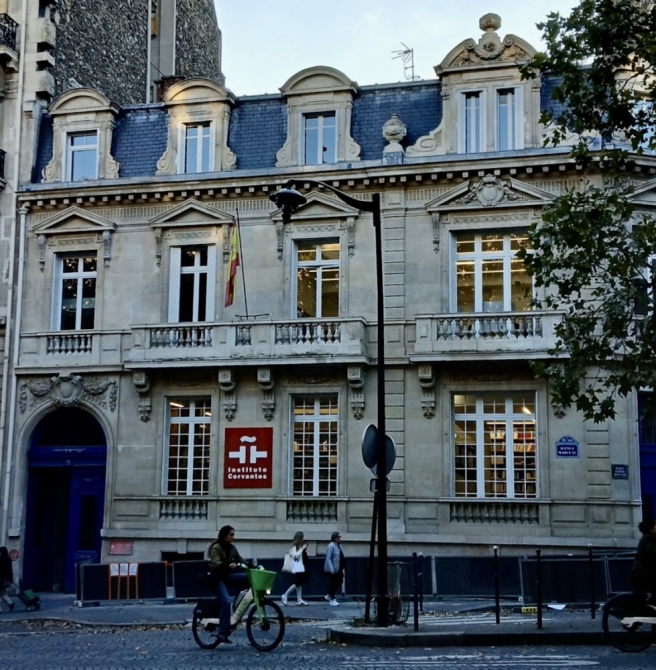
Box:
<box><xmin>630</xmin><ymin>518</ymin><xmax>656</xmax><ymax>607</ymax></box>
<box><xmin>207</xmin><ymin>525</ymin><xmax>249</xmax><ymax>642</ymax></box>
<box><xmin>0</xmin><ymin>546</ymin><xmax>15</xmax><ymax>612</ymax></box>
<box><xmin>324</xmin><ymin>531</ymin><xmax>345</xmax><ymax>606</ymax></box>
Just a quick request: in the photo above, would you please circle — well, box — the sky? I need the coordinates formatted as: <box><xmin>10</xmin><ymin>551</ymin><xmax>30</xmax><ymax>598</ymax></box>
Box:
<box><xmin>213</xmin><ymin>1</ymin><xmax>579</xmax><ymax>97</ymax></box>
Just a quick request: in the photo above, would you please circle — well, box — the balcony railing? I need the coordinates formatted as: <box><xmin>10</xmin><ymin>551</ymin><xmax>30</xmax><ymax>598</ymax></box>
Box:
<box><xmin>286</xmin><ymin>499</ymin><xmax>338</xmax><ymax>522</ymax></box>
<box><xmin>127</xmin><ymin>318</ymin><xmax>368</xmax><ymax>365</ymax></box>
<box><xmin>414</xmin><ymin>311</ymin><xmax>560</xmax><ymax>359</ymax></box>
<box><xmin>159</xmin><ymin>498</ymin><xmax>208</xmax><ymax>521</ymax></box>
<box><xmin>0</xmin><ymin>14</ymin><xmax>17</xmax><ymax>51</ymax></box>
<box><xmin>47</xmin><ymin>332</ymin><xmax>93</xmax><ymax>354</ymax></box>
<box><xmin>450</xmin><ymin>500</ymin><xmax>540</xmax><ymax>524</ymax></box>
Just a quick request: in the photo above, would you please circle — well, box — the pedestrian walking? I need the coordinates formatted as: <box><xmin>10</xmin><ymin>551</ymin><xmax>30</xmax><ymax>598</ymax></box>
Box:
<box><xmin>324</xmin><ymin>531</ymin><xmax>344</xmax><ymax>606</ymax></box>
<box><xmin>280</xmin><ymin>531</ymin><xmax>309</xmax><ymax>606</ymax></box>
<box><xmin>630</xmin><ymin>518</ymin><xmax>656</xmax><ymax>609</ymax></box>
<box><xmin>0</xmin><ymin>546</ymin><xmax>15</xmax><ymax>612</ymax></box>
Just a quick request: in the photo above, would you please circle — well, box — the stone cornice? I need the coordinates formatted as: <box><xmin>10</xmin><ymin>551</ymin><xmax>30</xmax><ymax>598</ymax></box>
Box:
<box><xmin>18</xmin><ymin>152</ymin><xmax>656</xmax><ymax>211</ymax></box>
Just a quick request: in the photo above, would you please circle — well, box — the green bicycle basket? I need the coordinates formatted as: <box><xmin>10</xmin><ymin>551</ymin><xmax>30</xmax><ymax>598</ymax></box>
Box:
<box><xmin>249</xmin><ymin>568</ymin><xmax>277</xmax><ymax>594</ymax></box>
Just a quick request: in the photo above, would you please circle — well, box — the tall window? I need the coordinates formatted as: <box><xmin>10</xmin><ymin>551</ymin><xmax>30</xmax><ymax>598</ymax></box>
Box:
<box><xmin>463</xmin><ymin>92</ymin><xmax>482</xmax><ymax>153</ymax></box>
<box><xmin>454</xmin><ymin>232</ymin><xmax>531</xmax><ymax>313</ymax></box>
<box><xmin>496</xmin><ymin>89</ymin><xmax>516</xmax><ymax>151</ymax></box>
<box><xmin>303</xmin><ymin>113</ymin><xmax>336</xmax><ymax>165</ymax></box>
<box><xmin>453</xmin><ymin>393</ymin><xmax>537</xmax><ymax>499</ymax></box>
<box><xmin>168</xmin><ymin>245</ymin><xmax>216</xmax><ymax>323</ymax></box>
<box><xmin>67</xmin><ymin>132</ymin><xmax>98</xmax><ymax>181</ymax></box>
<box><xmin>165</xmin><ymin>398</ymin><xmax>211</xmax><ymax>496</ymax></box>
<box><xmin>183</xmin><ymin>123</ymin><xmax>211</xmax><ymax>173</ymax></box>
<box><xmin>291</xmin><ymin>396</ymin><xmax>339</xmax><ymax>496</ymax></box>
<box><xmin>294</xmin><ymin>241</ymin><xmax>339</xmax><ymax>318</ymax></box>
<box><xmin>52</xmin><ymin>255</ymin><xmax>97</xmax><ymax>330</ymax></box>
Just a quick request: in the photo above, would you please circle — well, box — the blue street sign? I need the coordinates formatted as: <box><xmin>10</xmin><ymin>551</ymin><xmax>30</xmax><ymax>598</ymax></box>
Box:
<box><xmin>555</xmin><ymin>435</ymin><xmax>579</xmax><ymax>458</ymax></box>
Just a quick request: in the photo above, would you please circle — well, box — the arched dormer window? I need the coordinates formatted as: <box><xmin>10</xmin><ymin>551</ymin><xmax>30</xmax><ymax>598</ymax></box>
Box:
<box><xmin>275</xmin><ymin>66</ymin><xmax>361</xmax><ymax>168</ymax></box>
<box><xmin>42</xmin><ymin>88</ymin><xmax>120</xmax><ymax>183</ymax></box>
<box><xmin>155</xmin><ymin>78</ymin><xmax>237</xmax><ymax>175</ymax></box>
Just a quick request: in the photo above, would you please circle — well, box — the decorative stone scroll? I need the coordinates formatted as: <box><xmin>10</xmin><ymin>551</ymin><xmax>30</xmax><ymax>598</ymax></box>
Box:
<box><xmin>417</xmin><ymin>365</ymin><xmax>436</xmax><ymax>419</ymax></box>
<box><xmin>257</xmin><ymin>368</ymin><xmax>275</xmax><ymax>421</ymax></box>
<box><xmin>218</xmin><ymin>369</ymin><xmax>236</xmax><ymax>421</ymax></box>
<box><xmin>132</xmin><ymin>371</ymin><xmax>151</xmax><ymax>422</ymax></box>
<box><xmin>431</xmin><ymin>214</ymin><xmax>441</xmax><ymax>253</ymax></box>
<box><xmin>347</xmin><ymin>366</ymin><xmax>366</xmax><ymax>420</ymax></box>
<box><xmin>19</xmin><ymin>372</ymin><xmax>117</xmax><ymax>414</ymax></box>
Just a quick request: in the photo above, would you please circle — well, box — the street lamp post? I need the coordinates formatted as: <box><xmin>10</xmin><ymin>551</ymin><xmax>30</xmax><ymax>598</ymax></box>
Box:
<box><xmin>270</xmin><ymin>179</ymin><xmax>389</xmax><ymax>627</ymax></box>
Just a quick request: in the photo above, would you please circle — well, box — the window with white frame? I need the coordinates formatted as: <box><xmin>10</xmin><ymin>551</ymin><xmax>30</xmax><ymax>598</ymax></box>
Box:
<box><xmin>165</xmin><ymin>398</ymin><xmax>211</xmax><ymax>496</ymax></box>
<box><xmin>293</xmin><ymin>241</ymin><xmax>340</xmax><ymax>318</ymax></box>
<box><xmin>67</xmin><ymin>132</ymin><xmax>99</xmax><ymax>181</ymax></box>
<box><xmin>453</xmin><ymin>392</ymin><xmax>537</xmax><ymax>499</ymax></box>
<box><xmin>168</xmin><ymin>245</ymin><xmax>216</xmax><ymax>323</ymax></box>
<box><xmin>303</xmin><ymin>112</ymin><xmax>336</xmax><ymax>165</ymax></box>
<box><xmin>51</xmin><ymin>254</ymin><xmax>97</xmax><ymax>330</ymax></box>
<box><xmin>290</xmin><ymin>395</ymin><xmax>339</xmax><ymax>496</ymax></box>
<box><xmin>496</xmin><ymin>87</ymin><xmax>524</xmax><ymax>151</ymax></box>
<box><xmin>458</xmin><ymin>91</ymin><xmax>485</xmax><ymax>154</ymax></box>
<box><xmin>453</xmin><ymin>232</ymin><xmax>531</xmax><ymax>313</ymax></box>
<box><xmin>183</xmin><ymin>123</ymin><xmax>211</xmax><ymax>173</ymax></box>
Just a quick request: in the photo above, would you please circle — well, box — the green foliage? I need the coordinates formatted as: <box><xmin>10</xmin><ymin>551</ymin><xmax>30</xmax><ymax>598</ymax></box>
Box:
<box><xmin>520</xmin><ymin>0</ymin><xmax>656</xmax><ymax>420</ymax></box>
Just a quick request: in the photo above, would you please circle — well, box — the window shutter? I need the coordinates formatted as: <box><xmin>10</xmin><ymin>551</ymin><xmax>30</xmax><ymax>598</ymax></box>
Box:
<box><xmin>168</xmin><ymin>246</ymin><xmax>181</xmax><ymax>323</ymax></box>
<box><xmin>51</xmin><ymin>255</ymin><xmax>62</xmax><ymax>331</ymax></box>
<box><xmin>514</xmin><ymin>86</ymin><xmax>525</xmax><ymax>150</ymax></box>
<box><xmin>449</xmin><ymin>234</ymin><xmax>458</xmax><ymax>313</ymax></box>
<box><xmin>205</xmin><ymin>244</ymin><xmax>217</xmax><ymax>322</ymax></box>
<box><xmin>290</xmin><ymin>242</ymin><xmax>298</xmax><ymax>318</ymax></box>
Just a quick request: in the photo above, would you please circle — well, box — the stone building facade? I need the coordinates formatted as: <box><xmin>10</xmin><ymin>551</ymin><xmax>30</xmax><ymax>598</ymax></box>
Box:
<box><xmin>1</xmin><ymin>11</ymin><xmax>652</xmax><ymax>591</ymax></box>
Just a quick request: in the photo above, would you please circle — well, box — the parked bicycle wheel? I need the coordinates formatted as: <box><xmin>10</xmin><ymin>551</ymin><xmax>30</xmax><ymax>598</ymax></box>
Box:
<box><xmin>245</xmin><ymin>597</ymin><xmax>285</xmax><ymax>651</ymax></box>
<box><xmin>192</xmin><ymin>605</ymin><xmax>221</xmax><ymax>650</ymax></box>
<box><xmin>602</xmin><ymin>593</ymin><xmax>655</xmax><ymax>652</ymax></box>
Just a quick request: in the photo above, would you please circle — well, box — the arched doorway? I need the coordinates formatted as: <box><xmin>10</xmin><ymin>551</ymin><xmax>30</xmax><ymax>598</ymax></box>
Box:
<box><xmin>23</xmin><ymin>407</ymin><xmax>107</xmax><ymax>592</ymax></box>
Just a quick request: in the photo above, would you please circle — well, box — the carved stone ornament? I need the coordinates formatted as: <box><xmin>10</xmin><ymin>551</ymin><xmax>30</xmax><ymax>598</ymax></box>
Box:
<box><xmin>102</xmin><ymin>230</ymin><xmax>112</xmax><ymax>268</ymax></box>
<box><xmin>38</xmin><ymin>234</ymin><xmax>47</xmax><ymax>271</ymax></box>
<box><xmin>451</xmin><ymin>14</ymin><xmax>531</xmax><ymax>68</ymax></box>
<box><xmin>456</xmin><ymin>175</ymin><xmax>524</xmax><ymax>208</ymax></box>
<box><xmin>382</xmin><ymin>113</ymin><xmax>408</xmax><ymax>158</ymax></box>
<box><xmin>132</xmin><ymin>371</ymin><xmax>151</xmax><ymax>422</ymax></box>
<box><xmin>417</xmin><ymin>365</ymin><xmax>436</xmax><ymax>419</ymax></box>
<box><xmin>553</xmin><ymin>404</ymin><xmax>567</xmax><ymax>419</ymax></box>
<box><xmin>346</xmin><ymin>217</ymin><xmax>355</xmax><ymax>257</ymax></box>
<box><xmin>19</xmin><ymin>373</ymin><xmax>118</xmax><ymax>413</ymax></box>
<box><xmin>155</xmin><ymin>229</ymin><xmax>163</xmax><ymax>267</ymax></box>
<box><xmin>347</xmin><ymin>366</ymin><xmax>366</xmax><ymax>420</ymax></box>
<box><xmin>258</xmin><ymin>368</ymin><xmax>275</xmax><ymax>421</ymax></box>
<box><xmin>431</xmin><ymin>213</ymin><xmax>441</xmax><ymax>253</ymax></box>
<box><xmin>219</xmin><ymin>369</ymin><xmax>236</xmax><ymax>421</ymax></box>
<box><xmin>276</xmin><ymin>221</ymin><xmax>284</xmax><ymax>261</ymax></box>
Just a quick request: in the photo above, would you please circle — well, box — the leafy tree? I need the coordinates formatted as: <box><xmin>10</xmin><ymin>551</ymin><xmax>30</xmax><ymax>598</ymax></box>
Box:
<box><xmin>519</xmin><ymin>0</ymin><xmax>656</xmax><ymax>421</ymax></box>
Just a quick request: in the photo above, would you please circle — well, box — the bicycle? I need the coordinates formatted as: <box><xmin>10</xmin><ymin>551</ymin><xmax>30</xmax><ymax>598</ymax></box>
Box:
<box><xmin>192</xmin><ymin>563</ymin><xmax>285</xmax><ymax>652</ymax></box>
<box><xmin>602</xmin><ymin>591</ymin><xmax>656</xmax><ymax>652</ymax></box>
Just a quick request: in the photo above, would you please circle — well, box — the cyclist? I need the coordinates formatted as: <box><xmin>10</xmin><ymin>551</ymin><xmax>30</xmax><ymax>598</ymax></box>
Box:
<box><xmin>208</xmin><ymin>525</ymin><xmax>250</xmax><ymax>643</ymax></box>
<box><xmin>630</xmin><ymin>518</ymin><xmax>656</xmax><ymax>609</ymax></box>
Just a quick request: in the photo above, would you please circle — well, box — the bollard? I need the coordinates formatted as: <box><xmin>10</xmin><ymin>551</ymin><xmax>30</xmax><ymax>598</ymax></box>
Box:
<box><xmin>588</xmin><ymin>544</ymin><xmax>596</xmax><ymax>620</ymax></box>
<box><xmin>536</xmin><ymin>548</ymin><xmax>543</xmax><ymax>629</ymax></box>
<box><xmin>493</xmin><ymin>546</ymin><xmax>500</xmax><ymax>625</ymax></box>
<box><xmin>412</xmin><ymin>552</ymin><xmax>419</xmax><ymax>631</ymax></box>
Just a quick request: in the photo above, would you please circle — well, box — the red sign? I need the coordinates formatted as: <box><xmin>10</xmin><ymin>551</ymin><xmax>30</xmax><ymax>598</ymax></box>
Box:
<box><xmin>8</xmin><ymin>549</ymin><xmax>18</xmax><ymax>561</ymax></box>
<box><xmin>109</xmin><ymin>540</ymin><xmax>134</xmax><ymax>556</ymax></box>
<box><xmin>224</xmin><ymin>427</ymin><xmax>273</xmax><ymax>489</ymax></box>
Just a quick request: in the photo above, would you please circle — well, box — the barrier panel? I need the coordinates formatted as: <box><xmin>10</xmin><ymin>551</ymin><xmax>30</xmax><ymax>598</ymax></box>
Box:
<box><xmin>434</xmin><ymin>556</ymin><xmax>522</xmax><ymax>598</ymax></box>
<box><xmin>77</xmin><ymin>562</ymin><xmax>166</xmax><ymax>601</ymax></box>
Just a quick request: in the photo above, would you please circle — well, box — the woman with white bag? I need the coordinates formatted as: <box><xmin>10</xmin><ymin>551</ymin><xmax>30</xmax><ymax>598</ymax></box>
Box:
<box><xmin>280</xmin><ymin>531</ymin><xmax>309</xmax><ymax>606</ymax></box>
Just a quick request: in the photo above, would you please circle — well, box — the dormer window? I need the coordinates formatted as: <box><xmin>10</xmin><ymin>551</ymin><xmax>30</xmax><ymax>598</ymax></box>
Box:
<box><xmin>67</xmin><ymin>132</ymin><xmax>99</xmax><ymax>181</ymax></box>
<box><xmin>183</xmin><ymin>123</ymin><xmax>212</xmax><ymax>173</ymax></box>
<box><xmin>303</xmin><ymin>113</ymin><xmax>336</xmax><ymax>165</ymax></box>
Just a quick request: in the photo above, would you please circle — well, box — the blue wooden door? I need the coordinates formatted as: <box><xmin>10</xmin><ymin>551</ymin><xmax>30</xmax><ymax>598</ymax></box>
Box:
<box><xmin>639</xmin><ymin>394</ymin><xmax>656</xmax><ymax>520</ymax></box>
<box><xmin>65</xmin><ymin>468</ymin><xmax>105</xmax><ymax>592</ymax></box>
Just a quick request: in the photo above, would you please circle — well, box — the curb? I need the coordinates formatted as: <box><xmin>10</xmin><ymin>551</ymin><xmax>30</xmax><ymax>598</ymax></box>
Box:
<box><xmin>327</xmin><ymin>627</ymin><xmax>607</xmax><ymax>648</ymax></box>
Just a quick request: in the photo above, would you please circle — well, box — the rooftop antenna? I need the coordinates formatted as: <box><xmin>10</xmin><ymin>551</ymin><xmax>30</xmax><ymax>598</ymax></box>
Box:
<box><xmin>392</xmin><ymin>43</ymin><xmax>419</xmax><ymax>81</ymax></box>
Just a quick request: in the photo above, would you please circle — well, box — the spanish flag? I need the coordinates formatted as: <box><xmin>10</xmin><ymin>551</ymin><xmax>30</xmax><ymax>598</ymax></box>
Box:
<box><xmin>224</xmin><ymin>220</ymin><xmax>240</xmax><ymax>307</ymax></box>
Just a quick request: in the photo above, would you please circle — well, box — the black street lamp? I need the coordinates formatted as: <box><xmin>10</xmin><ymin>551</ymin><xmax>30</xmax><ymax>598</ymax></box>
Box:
<box><xmin>270</xmin><ymin>178</ymin><xmax>389</xmax><ymax>627</ymax></box>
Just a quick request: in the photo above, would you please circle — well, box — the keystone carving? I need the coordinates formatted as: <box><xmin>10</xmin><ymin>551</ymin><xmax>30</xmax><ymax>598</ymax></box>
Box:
<box><xmin>19</xmin><ymin>373</ymin><xmax>118</xmax><ymax>414</ymax></box>
<box><xmin>347</xmin><ymin>366</ymin><xmax>366</xmax><ymax>420</ymax></box>
<box><xmin>418</xmin><ymin>365</ymin><xmax>436</xmax><ymax>419</ymax></box>
<box><xmin>258</xmin><ymin>368</ymin><xmax>275</xmax><ymax>421</ymax></box>
<box><xmin>219</xmin><ymin>369</ymin><xmax>237</xmax><ymax>421</ymax></box>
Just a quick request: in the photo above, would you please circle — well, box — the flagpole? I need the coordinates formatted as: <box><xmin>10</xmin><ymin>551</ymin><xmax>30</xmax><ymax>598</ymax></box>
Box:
<box><xmin>235</xmin><ymin>207</ymin><xmax>249</xmax><ymax>320</ymax></box>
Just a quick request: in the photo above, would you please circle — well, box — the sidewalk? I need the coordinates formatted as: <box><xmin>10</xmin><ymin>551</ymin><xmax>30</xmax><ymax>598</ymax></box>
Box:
<box><xmin>0</xmin><ymin>593</ymin><xmax>607</xmax><ymax>647</ymax></box>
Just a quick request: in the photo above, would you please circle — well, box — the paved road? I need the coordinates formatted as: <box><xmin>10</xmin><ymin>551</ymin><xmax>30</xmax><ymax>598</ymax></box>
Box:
<box><xmin>1</xmin><ymin>621</ymin><xmax>656</xmax><ymax>670</ymax></box>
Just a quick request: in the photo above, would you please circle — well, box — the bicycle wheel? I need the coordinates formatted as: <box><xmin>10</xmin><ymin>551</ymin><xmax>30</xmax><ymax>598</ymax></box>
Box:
<box><xmin>245</xmin><ymin>597</ymin><xmax>285</xmax><ymax>652</ymax></box>
<box><xmin>602</xmin><ymin>593</ymin><xmax>654</xmax><ymax>652</ymax></box>
<box><xmin>192</xmin><ymin>606</ymin><xmax>221</xmax><ymax>649</ymax></box>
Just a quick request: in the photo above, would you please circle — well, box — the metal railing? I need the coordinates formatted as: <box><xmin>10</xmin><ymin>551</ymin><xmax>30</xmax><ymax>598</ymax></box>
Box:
<box><xmin>0</xmin><ymin>14</ymin><xmax>17</xmax><ymax>51</ymax></box>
